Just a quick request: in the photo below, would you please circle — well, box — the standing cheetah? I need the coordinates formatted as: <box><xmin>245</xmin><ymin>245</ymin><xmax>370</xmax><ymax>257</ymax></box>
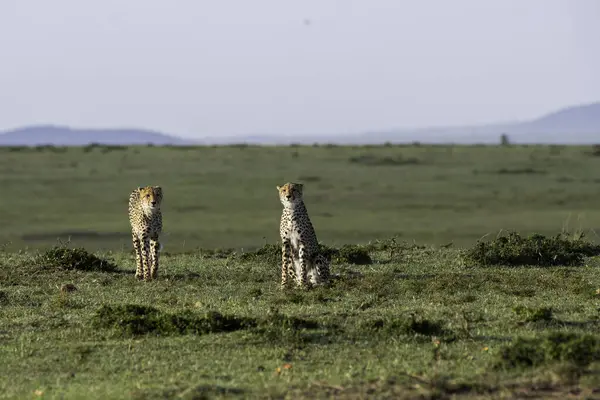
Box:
<box><xmin>277</xmin><ymin>182</ymin><xmax>330</xmax><ymax>289</ymax></box>
<box><xmin>128</xmin><ymin>186</ymin><xmax>163</xmax><ymax>281</ymax></box>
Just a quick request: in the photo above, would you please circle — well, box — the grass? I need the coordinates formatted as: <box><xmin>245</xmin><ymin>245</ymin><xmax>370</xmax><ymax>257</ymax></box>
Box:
<box><xmin>2</xmin><ymin>144</ymin><xmax>600</xmax><ymax>398</ymax></box>
<box><xmin>1</xmin><ymin>237</ymin><xmax>600</xmax><ymax>398</ymax></box>
<box><xmin>1</xmin><ymin>144</ymin><xmax>600</xmax><ymax>251</ymax></box>
<box><xmin>463</xmin><ymin>231</ymin><xmax>600</xmax><ymax>267</ymax></box>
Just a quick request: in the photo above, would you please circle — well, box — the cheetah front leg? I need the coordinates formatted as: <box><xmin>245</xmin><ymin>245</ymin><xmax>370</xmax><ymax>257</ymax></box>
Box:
<box><xmin>132</xmin><ymin>234</ymin><xmax>143</xmax><ymax>280</ymax></box>
<box><xmin>140</xmin><ymin>235</ymin><xmax>152</xmax><ymax>281</ymax></box>
<box><xmin>281</xmin><ymin>239</ymin><xmax>293</xmax><ymax>288</ymax></box>
<box><xmin>149</xmin><ymin>237</ymin><xmax>160</xmax><ymax>280</ymax></box>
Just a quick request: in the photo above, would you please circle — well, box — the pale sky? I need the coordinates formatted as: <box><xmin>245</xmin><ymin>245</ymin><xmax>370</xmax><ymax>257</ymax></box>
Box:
<box><xmin>0</xmin><ymin>0</ymin><xmax>598</xmax><ymax>138</ymax></box>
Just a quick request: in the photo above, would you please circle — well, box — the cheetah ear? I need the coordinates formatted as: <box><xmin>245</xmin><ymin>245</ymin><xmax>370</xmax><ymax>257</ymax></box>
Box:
<box><xmin>153</xmin><ymin>186</ymin><xmax>163</xmax><ymax>198</ymax></box>
<box><xmin>276</xmin><ymin>186</ymin><xmax>281</xmax><ymax>191</ymax></box>
<box><xmin>296</xmin><ymin>183</ymin><xmax>304</xmax><ymax>194</ymax></box>
<box><xmin>137</xmin><ymin>187</ymin><xmax>144</xmax><ymax>192</ymax></box>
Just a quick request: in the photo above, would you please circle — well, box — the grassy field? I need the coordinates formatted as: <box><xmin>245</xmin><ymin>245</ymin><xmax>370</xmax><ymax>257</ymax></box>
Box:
<box><xmin>1</xmin><ymin>144</ymin><xmax>600</xmax><ymax>251</ymax></box>
<box><xmin>1</xmin><ymin>239</ymin><xmax>600</xmax><ymax>399</ymax></box>
<box><xmin>2</xmin><ymin>144</ymin><xmax>600</xmax><ymax>399</ymax></box>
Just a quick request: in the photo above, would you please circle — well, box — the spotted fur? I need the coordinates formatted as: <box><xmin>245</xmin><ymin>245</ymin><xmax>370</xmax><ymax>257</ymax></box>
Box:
<box><xmin>128</xmin><ymin>186</ymin><xmax>163</xmax><ymax>281</ymax></box>
<box><xmin>277</xmin><ymin>182</ymin><xmax>330</xmax><ymax>289</ymax></box>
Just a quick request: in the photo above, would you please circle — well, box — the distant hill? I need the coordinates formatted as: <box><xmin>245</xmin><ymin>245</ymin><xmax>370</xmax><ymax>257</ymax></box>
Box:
<box><xmin>511</xmin><ymin>102</ymin><xmax>600</xmax><ymax>142</ymax></box>
<box><xmin>198</xmin><ymin>102</ymin><xmax>600</xmax><ymax>145</ymax></box>
<box><xmin>341</xmin><ymin>101</ymin><xmax>600</xmax><ymax>145</ymax></box>
<box><xmin>0</xmin><ymin>125</ymin><xmax>197</xmax><ymax>146</ymax></box>
<box><xmin>1</xmin><ymin>102</ymin><xmax>599</xmax><ymax>146</ymax></box>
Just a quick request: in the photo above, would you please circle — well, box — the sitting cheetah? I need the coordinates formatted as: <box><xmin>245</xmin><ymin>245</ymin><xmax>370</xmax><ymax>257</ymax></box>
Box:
<box><xmin>277</xmin><ymin>182</ymin><xmax>330</xmax><ymax>289</ymax></box>
<box><xmin>128</xmin><ymin>186</ymin><xmax>163</xmax><ymax>281</ymax></box>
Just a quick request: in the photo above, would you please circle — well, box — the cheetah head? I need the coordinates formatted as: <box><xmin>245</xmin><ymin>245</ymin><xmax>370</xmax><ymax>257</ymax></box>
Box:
<box><xmin>138</xmin><ymin>186</ymin><xmax>163</xmax><ymax>215</ymax></box>
<box><xmin>277</xmin><ymin>182</ymin><xmax>303</xmax><ymax>207</ymax></box>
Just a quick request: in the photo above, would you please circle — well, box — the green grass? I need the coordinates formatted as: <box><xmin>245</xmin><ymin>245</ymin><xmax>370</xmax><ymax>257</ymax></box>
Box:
<box><xmin>2</xmin><ymin>144</ymin><xmax>600</xmax><ymax>398</ymax></box>
<box><xmin>1</xmin><ymin>144</ymin><xmax>600</xmax><ymax>252</ymax></box>
<box><xmin>1</xmin><ymin>239</ymin><xmax>600</xmax><ymax>399</ymax></box>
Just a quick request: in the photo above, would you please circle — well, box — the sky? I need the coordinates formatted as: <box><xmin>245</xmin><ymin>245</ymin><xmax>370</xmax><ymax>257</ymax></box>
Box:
<box><xmin>0</xmin><ymin>0</ymin><xmax>598</xmax><ymax>139</ymax></box>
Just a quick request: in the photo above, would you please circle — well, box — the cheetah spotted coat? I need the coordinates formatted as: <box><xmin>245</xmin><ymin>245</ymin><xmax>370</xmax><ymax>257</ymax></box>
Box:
<box><xmin>277</xmin><ymin>182</ymin><xmax>330</xmax><ymax>289</ymax></box>
<box><xmin>128</xmin><ymin>186</ymin><xmax>163</xmax><ymax>281</ymax></box>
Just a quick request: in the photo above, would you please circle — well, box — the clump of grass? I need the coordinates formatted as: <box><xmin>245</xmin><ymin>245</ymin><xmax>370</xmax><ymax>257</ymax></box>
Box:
<box><xmin>93</xmin><ymin>303</ymin><xmax>327</xmax><ymax>345</ymax></box>
<box><xmin>51</xmin><ymin>291</ymin><xmax>71</xmax><ymax>309</ymax></box>
<box><xmin>0</xmin><ymin>290</ymin><xmax>8</xmax><ymax>305</ymax></box>
<box><xmin>495</xmin><ymin>167</ymin><xmax>546</xmax><ymax>175</ymax></box>
<box><xmin>463</xmin><ymin>232</ymin><xmax>600</xmax><ymax>267</ymax></box>
<box><xmin>318</xmin><ymin>243</ymin><xmax>371</xmax><ymax>265</ymax></box>
<box><xmin>239</xmin><ymin>242</ymin><xmax>372</xmax><ymax>266</ymax></box>
<box><xmin>91</xmin><ymin>304</ymin><xmax>256</xmax><ymax>337</ymax></box>
<box><xmin>196</xmin><ymin>247</ymin><xmax>236</xmax><ymax>259</ymax></box>
<box><xmin>513</xmin><ymin>305</ymin><xmax>554</xmax><ymax>323</ymax></box>
<box><xmin>255</xmin><ymin>308</ymin><xmax>324</xmax><ymax>345</ymax></box>
<box><xmin>587</xmin><ymin>144</ymin><xmax>600</xmax><ymax>157</ymax></box>
<box><xmin>349</xmin><ymin>154</ymin><xmax>421</xmax><ymax>166</ymax></box>
<box><xmin>30</xmin><ymin>245</ymin><xmax>118</xmax><ymax>272</ymax></box>
<box><xmin>238</xmin><ymin>243</ymin><xmax>281</xmax><ymax>265</ymax></box>
<box><xmin>333</xmin><ymin>244</ymin><xmax>372</xmax><ymax>265</ymax></box>
<box><xmin>364</xmin><ymin>236</ymin><xmax>426</xmax><ymax>261</ymax></box>
<box><xmin>362</xmin><ymin>314</ymin><xmax>455</xmax><ymax>341</ymax></box>
<box><xmin>259</xmin><ymin>308</ymin><xmax>320</xmax><ymax>331</ymax></box>
<box><xmin>497</xmin><ymin>332</ymin><xmax>600</xmax><ymax>369</ymax></box>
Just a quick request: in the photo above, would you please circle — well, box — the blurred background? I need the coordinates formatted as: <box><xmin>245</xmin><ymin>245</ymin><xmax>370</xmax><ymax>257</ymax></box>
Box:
<box><xmin>0</xmin><ymin>0</ymin><xmax>599</xmax><ymax>252</ymax></box>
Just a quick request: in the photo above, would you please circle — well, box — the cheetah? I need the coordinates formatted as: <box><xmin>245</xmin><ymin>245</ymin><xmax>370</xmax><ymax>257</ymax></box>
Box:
<box><xmin>128</xmin><ymin>186</ymin><xmax>163</xmax><ymax>281</ymax></box>
<box><xmin>277</xmin><ymin>182</ymin><xmax>330</xmax><ymax>289</ymax></box>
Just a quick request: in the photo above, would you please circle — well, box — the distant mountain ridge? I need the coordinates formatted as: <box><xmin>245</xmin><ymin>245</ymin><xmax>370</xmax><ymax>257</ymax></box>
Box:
<box><xmin>1</xmin><ymin>102</ymin><xmax>599</xmax><ymax>146</ymax></box>
<box><xmin>0</xmin><ymin>125</ymin><xmax>197</xmax><ymax>146</ymax></box>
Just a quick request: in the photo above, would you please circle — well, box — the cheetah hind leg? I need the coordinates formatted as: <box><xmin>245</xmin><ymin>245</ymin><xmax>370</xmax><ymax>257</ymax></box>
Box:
<box><xmin>296</xmin><ymin>245</ymin><xmax>311</xmax><ymax>289</ymax></box>
<box><xmin>150</xmin><ymin>238</ymin><xmax>160</xmax><ymax>280</ymax></box>
<box><xmin>281</xmin><ymin>240</ymin><xmax>293</xmax><ymax>288</ymax></box>
<box><xmin>132</xmin><ymin>234</ymin><xmax>143</xmax><ymax>280</ymax></box>
<box><xmin>313</xmin><ymin>254</ymin><xmax>331</xmax><ymax>286</ymax></box>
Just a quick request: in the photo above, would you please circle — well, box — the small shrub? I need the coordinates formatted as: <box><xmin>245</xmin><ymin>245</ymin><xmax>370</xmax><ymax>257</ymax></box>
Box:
<box><xmin>317</xmin><ymin>243</ymin><xmax>338</xmax><ymax>260</ymax></box>
<box><xmin>6</xmin><ymin>146</ymin><xmax>29</xmax><ymax>152</ymax></box>
<box><xmin>259</xmin><ymin>309</ymin><xmax>320</xmax><ymax>331</ymax></box>
<box><xmin>588</xmin><ymin>144</ymin><xmax>600</xmax><ymax>157</ymax></box>
<box><xmin>513</xmin><ymin>305</ymin><xmax>554</xmax><ymax>323</ymax></box>
<box><xmin>100</xmin><ymin>145</ymin><xmax>128</xmax><ymax>153</ymax></box>
<box><xmin>51</xmin><ymin>291</ymin><xmax>71</xmax><ymax>309</ymax></box>
<box><xmin>333</xmin><ymin>244</ymin><xmax>372</xmax><ymax>265</ymax></box>
<box><xmin>498</xmin><ymin>337</ymin><xmax>547</xmax><ymax>368</ymax></box>
<box><xmin>364</xmin><ymin>236</ymin><xmax>423</xmax><ymax>260</ymax></box>
<box><xmin>349</xmin><ymin>154</ymin><xmax>421</xmax><ymax>167</ymax></box>
<box><xmin>247</xmin><ymin>288</ymin><xmax>263</xmax><ymax>299</ymax></box>
<box><xmin>91</xmin><ymin>304</ymin><xmax>255</xmax><ymax>337</ymax></box>
<box><xmin>495</xmin><ymin>167</ymin><xmax>546</xmax><ymax>175</ymax></box>
<box><xmin>0</xmin><ymin>290</ymin><xmax>8</xmax><ymax>305</ymax></box>
<box><xmin>197</xmin><ymin>247</ymin><xmax>236</xmax><ymax>259</ymax></box>
<box><xmin>255</xmin><ymin>308</ymin><xmax>323</xmax><ymax>345</ymax></box>
<box><xmin>30</xmin><ymin>245</ymin><xmax>118</xmax><ymax>272</ymax></box>
<box><xmin>463</xmin><ymin>232</ymin><xmax>600</xmax><ymax>267</ymax></box>
<box><xmin>362</xmin><ymin>314</ymin><xmax>454</xmax><ymax>341</ymax></box>
<box><xmin>238</xmin><ymin>243</ymin><xmax>281</xmax><ymax>265</ymax></box>
<box><xmin>497</xmin><ymin>332</ymin><xmax>600</xmax><ymax>369</ymax></box>
<box><xmin>297</xmin><ymin>175</ymin><xmax>321</xmax><ymax>182</ymax></box>
<box><xmin>83</xmin><ymin>143</ymin><xmax>100</xmax><ymax>152</ymax></box>
<box><xmin>239</xmin><ymin>243</ymin><xmax>372</xmax><ymax>266</ymax></box>
<box><xmin>406</xmin><ymin>314</ymin><xmax>450</xmax><ymax>337</ymax></box>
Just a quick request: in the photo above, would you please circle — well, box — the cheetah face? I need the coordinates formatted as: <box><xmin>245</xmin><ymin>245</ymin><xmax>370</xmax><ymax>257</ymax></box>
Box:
<box><xmin>138</xmin><ymin>186</ymin><xmax>162</xmax><ymax>215</ymax></box>
<box><xmin>277</xmin><ymin>182</ymin><xmax>303</xmax><ymax>207</ymax></box>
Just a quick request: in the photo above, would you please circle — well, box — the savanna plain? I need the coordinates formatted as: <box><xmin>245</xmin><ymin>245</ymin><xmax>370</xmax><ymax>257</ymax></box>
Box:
<box><xmin>2</xmin><ymin>144</ymin><xmax>600</xmax><ymax>399</ymax></box>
